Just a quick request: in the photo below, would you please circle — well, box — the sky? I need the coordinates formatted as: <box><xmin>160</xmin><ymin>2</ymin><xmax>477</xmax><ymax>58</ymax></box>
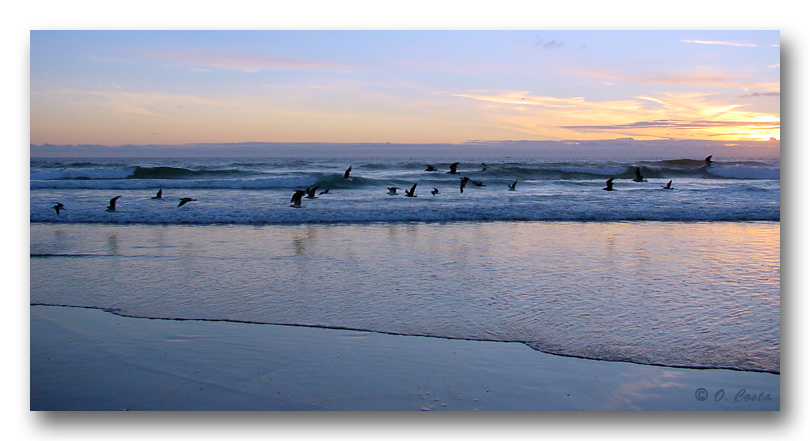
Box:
<box><xmin>30</xmin><ymin>30</ymin><xmax>780</xmax><ymax>152</ymax></box>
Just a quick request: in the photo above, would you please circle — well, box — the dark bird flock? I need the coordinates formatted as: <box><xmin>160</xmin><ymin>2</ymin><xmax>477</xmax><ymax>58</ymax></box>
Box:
<box><xmin>49</xmin><ymin>158</ymin><xmax>703</xmax><ymax>214</ymax></box>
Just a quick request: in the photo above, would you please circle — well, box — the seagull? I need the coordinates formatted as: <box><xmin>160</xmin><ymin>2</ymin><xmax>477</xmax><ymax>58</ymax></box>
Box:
<box><xmin>471</xmin><ymin>180</ymin><xmax>486</xmax><ymax>187</ymax></box>
<box><xmin>106</xmin><ymin>196</ymin><xmax>121</xmax><ymax>212</ymax></box>
<box><xmin>632</xmin><ymin>167</ymin><xmax>645</xmax><ymax>182</ymax></box>
<box><xmin>343</xmin><ymin>166</ymin><xmax>352</xmax><ymax>179</ymax></box>
<box><xmin>387</xmin><ymin>187</ymin><xmax>401</xmax><ymax>195</ymax></box>
<box><xmin>431</xmin><ymin>188</ymin><xmax>439</xmax><ymax>196</ymax></box>
<box><xmin>290</xmin><ymin>190</ymin><xmax>306</xmax><ymax>207</ymax></box>
<box><xmin>508</xmin><ymin>180</ymin><xmax>517</xmax><ymax>191</ymax></box>
<box><xmin>448</xmin><ymin>162</ymin><xmax>459</xmax><ymax>174</ymax></box>
<box><xmin>52</xmin><ymin>202</ymin><xmax>65</xmax><ymax>215</ymax></box>
<box><xmin>705</xmin><ymin>155</ymin><xmax>713</xmax><ymax>167</ymax></box>
<box><xmin>305</xmin><ymin>186</ymin><xmax>320</xmax><ymax>199</ymax></box>
<box><xmin>425</xmin><ymin>165</ymin><xmax>437</xmax><ymax>171</ymax></box>
<box><xmin>151</xmin><ymin>189</ymin><xmax>163</xmax><ymax>199</ymax></box>
<box><xmin>404</xmin><ymin>183</ymin><xmax>418</xmax><ymax>197</ymax></box>
<box><xmin>661</xmin><ymin>180</ymin><xmax>674</xmax><ymax>190</ymax></box>
<box><xmin>459</xmin><ymin>176</ymin><xmax>470</xmax><ymax>193</ymax></box>
<box><xmin>603</xmin><ymin>178</ymin><xmax>615</xmax><ymax>191</ymax></box>
<box><xmin>178</xmin><ymin>197</ymin><xmax>196</xmax><ymax>207</ymax></box>
<box><xmin>319</xmin><ymin>188</ymin><xmax>331</xmax><ymax>195</ymax></box>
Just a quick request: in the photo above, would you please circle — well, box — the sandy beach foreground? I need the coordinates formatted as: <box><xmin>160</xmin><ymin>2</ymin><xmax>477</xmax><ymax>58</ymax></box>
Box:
<box><xmin>30</xmin><ymin>305</ymin><xmax>779</xmax><ymax>411</ymax></box>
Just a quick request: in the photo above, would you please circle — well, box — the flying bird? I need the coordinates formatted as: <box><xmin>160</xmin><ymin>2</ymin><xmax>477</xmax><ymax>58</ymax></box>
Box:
<box><xmin>151</xmin><ymin>189</ymin><xmax>163</xmax><ymax>199</ymax></box>
<box><xmin>178</xmin><ymin>197</ymin><xmax>196</xmax><ymax>207</ymax></box>
<box><xmin>661</xmin><ymin>180</ymin><xmax>674</xmax><ymax>190</ymax></box>
<box><xmin>459</xmin><ymin>176</ymin><xmax>470</xmax><ymax>193</ymax></box>
<box><xmin>319</xmin><ymin>188</ymin><xmax>331</xmax><ymax>195</ymax></box>
<box><xmin>508</xmin><ymin>180</ymin><xmax>517</xmax><ymax>191</ymax></box>
<box><xmin>481</xmin><ymin>163</ymin><xmax>488</xmax><ymax>171</ymax></box>
<box><xmin>387</xmin><ymin>187</ymin><xmax>401</xmax><ymax>195</ymax></box>
<box><xmin>425</xmin><ymin>165</ymin><xmax>437</xmax><ymax>171</ymax></box>
<box><xmin>447</xmin><ymin>162</ymin><xmax>459</xmax><ymax>174</ymax></box>
<box><xmin>404</xmin><ymin>183</ymin><xmax>418</xmax><ymax>197</ymax></box>
<box><xmin>290</xmin><ymin>190</ymin><xmax>306</xmax><ymax>207</ymax></box>
<box><xmin>106</xmin><ymin>196</ymin><xmax>121</xmax><ymax>212</ymax></box>
<box><xmin>471</xmin><ymin>180</ymin><xmax>486</xmax><ymax>187</ymax></box>
<box><xmin>305</xmin><ymin>186</ymin><xmax>320</xmax><ymax>199</ymax></box>
<box><xmin>343</xmin><ymin>166</ymin><xmax>352</xmax><ymax>179</ymax></box>
<box><xmin>632</xmin><ymin>167</ymin><xmax>645</xmax><ymax>182</ymax></box>
<box><xmin>52</xmin><ymin>202</ymin><xmax>65</xmax><ymax>215</ymax></box>
<box><xmin>431</xmin><ymin>188</ymin><xmax>439</xmax><ymax>196</ymax></box>
<box><xmin>603</xmin><ymin>178</ymin><xmax>615</xmax><ymax>191</ymax></box>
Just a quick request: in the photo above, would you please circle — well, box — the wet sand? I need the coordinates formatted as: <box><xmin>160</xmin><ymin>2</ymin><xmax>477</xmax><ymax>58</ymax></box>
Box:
<box><xmin>31</xmin><ymin>305</ymin><xmax>778</xmax><ymax>411</ymax></box>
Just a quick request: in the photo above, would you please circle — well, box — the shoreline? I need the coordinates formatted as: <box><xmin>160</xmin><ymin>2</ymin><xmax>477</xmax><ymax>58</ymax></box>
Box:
<box><xmin>31</xmin><ymin>304</ymin><xmax>780</xmax><ymax>411</ymax></box>
<box><xmin>30</xmin><ymin>303</ymin><xmax>781</xmax><ymax>376</ymax></box>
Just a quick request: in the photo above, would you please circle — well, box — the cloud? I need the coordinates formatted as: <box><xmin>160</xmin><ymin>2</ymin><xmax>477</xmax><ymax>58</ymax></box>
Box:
<box><xmin>136</xmin><ymin>49</ymin><xmax>349</xmax><ymax>73</ymax></box>
<box><xmin>442</xmin><ymin>90</ymin><xmax>590</xmax><ymax>108</ymax></box>
<box><xmin>562</xmin><ymin>119</ymin><xmax>780</xmax><ymax>130</ymax></box>
<box><xmin>35</xmin><ymin>85</ymin><xmax>239</xmax><ymax>118</ymax></box>
<box><xmin>741</xmin><ymin>92</ymin><xmax>781</xmax><ymax>98</ymax></box>
<box><xmin>441</xmin><ymin>88</ymin><xmax>779</xmax><ymax>141</ymax></box>
<box><xmin>535</xmin><ymin>36</ymin><xmax>564</xmax><ymax>50</ymax></box>
<box><xmin>681</xmin><ymin>39</ymin><xmax>763</xmax><ymax>48</ymax></box>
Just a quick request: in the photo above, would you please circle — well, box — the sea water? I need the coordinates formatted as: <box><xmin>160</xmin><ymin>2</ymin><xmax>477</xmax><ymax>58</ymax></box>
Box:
<box><xmin>29</xmin><ymin>156</ymin><xmax>780</xmax><ymax>373</ymax></box>
<box><xmin>30</xmin><ymin>156</ymin><xmax>780</xmax><ymax>223</ymax></box>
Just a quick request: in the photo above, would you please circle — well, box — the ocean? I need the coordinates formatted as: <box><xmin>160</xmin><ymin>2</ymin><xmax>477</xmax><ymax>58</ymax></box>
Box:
<box><xmin>30</xmin><ymin>156</ymin><xmax>779</xmax><ymax>223</ymax></box>
<box><xmin>30</xmin><ymin>156</ymin><xmax>780</xmax><ymax>373</ymax></box>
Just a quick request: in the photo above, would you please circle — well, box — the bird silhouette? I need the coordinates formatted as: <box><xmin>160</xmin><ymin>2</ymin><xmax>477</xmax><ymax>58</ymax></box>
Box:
<box><xmin>405</xmin><ymin>183</ymin><xmax>418</xmax><ymax>197</ymax></box>
<box><xmin>106</xmin><ymin>196</ymin><xmax>121</xmax><ymax>212</ymax></box>
<box><xmin>178</xmin><ymin>197</ymin><xmax>196</xmax><ymax>207</ymax></box>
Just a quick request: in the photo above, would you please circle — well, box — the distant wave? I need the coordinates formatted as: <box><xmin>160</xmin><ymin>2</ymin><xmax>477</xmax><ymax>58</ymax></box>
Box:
<box><xmin>131</xmin><ymin>166</ymin><xmax>246</xmax><ymax>179</ymax></box>
<box><xmin>30</xmin><ymin>167</ymin><xmax>136</xmax><ymax>180</ymax></box>
<box><xmin>30</xmin><ymin>176</ymin><xmax>322</xmax><ymax>190</ymax></box>
<box><xmin>30</xmin><ymin>161</ymin><xmax>780</xmax><ymax>192</ymax></box>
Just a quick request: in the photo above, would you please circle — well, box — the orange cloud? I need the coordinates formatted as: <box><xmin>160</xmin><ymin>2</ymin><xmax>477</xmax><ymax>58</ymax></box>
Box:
<box><xmin>440</xmin><ymin>89</ymin><xmax>779</xmax><ymax>141</ymax></box>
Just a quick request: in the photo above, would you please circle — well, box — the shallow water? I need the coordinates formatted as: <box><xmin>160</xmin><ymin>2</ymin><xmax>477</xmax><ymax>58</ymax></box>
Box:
<box><xmin>30</xmin><ymin>221</ymin><xmax>780</xmax><ymax>373</ymax></box>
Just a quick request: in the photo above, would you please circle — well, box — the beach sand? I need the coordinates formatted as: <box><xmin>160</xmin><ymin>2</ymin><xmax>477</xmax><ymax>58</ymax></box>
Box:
<box><xmin>31</xmin><ymin>305</ymin><xmax>778</xmax><ymax>411</ymax></box>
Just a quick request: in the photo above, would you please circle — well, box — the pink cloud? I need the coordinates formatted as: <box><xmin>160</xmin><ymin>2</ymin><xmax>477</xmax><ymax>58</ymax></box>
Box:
<box><xmin>137</xmin><ymin>49</ymin><xmax>349</xmax><ymax>73</ymax></box>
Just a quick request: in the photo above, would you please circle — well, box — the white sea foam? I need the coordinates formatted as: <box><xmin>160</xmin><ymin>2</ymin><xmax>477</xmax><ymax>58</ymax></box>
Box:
<box><xmin>707</xmin><ymin>165</ymin><xmax>780</xmax><ymax>180</ymax></box>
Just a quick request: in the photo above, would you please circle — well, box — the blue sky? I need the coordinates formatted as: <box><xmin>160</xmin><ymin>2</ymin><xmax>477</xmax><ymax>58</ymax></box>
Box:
<box><xmin>30</xmin><ymin>30</ymin><xmax>780</xmax><ymax>149</ymax></box>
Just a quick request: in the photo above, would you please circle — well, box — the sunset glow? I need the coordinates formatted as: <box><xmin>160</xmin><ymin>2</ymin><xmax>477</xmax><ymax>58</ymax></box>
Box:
<box><xmin>30</xmin><ymin>30</ymin><xmax>780</xmax><ymax>149</ymax></box>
